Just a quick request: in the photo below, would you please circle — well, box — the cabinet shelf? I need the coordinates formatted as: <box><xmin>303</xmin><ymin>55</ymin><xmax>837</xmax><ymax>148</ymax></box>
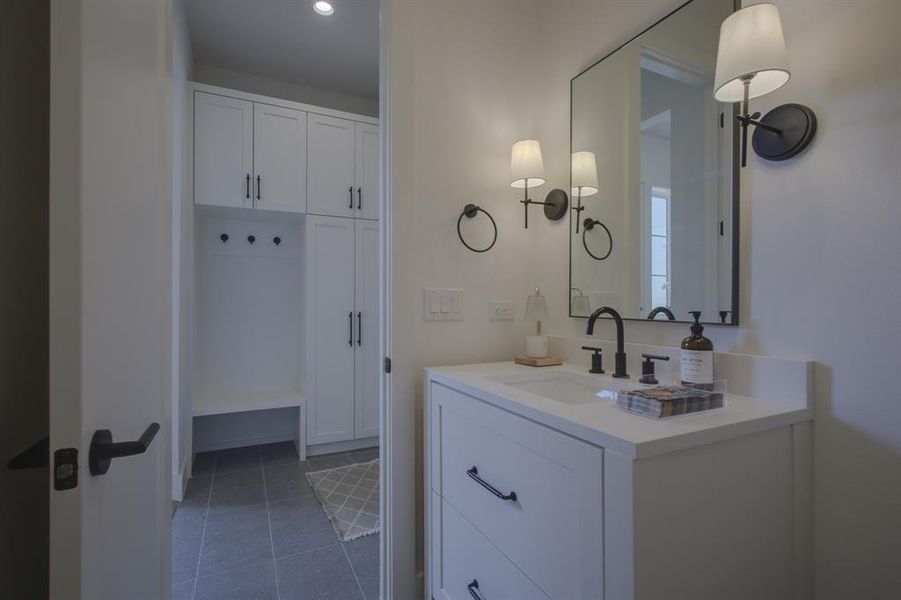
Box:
<box><xmin>193</xmin><ymin>389</ymin><xmax>304</xmax><ymax>417</ymax></box>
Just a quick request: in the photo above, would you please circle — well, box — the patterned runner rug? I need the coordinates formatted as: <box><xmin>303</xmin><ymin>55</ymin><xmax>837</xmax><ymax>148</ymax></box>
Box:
<box><xmin>306</xmin><ymin>459</ymin><xmax>380</xmax><ymax>541</ymax></box>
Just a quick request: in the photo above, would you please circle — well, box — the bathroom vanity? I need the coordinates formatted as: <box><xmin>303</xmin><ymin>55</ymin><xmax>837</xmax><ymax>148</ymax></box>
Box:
<box><xmin>425</xmin><ymin>354</ymin><xmax>813</xmax><ymax>600</ymax></box>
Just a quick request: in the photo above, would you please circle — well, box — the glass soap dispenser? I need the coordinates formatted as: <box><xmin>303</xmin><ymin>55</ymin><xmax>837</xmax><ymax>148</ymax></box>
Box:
<box><xmin>680</xmin><ymin>311</ymin><xmax>714</xmax><ymax>390</ymax></box>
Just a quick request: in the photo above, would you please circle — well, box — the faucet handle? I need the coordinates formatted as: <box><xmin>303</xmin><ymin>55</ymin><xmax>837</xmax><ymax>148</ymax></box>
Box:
<box><xmin>581</xmin><ymin>346</ymin><xmax>604</xmax><ymax>374</ymax></box>
<box><xmin>640</xmin><ymin>353</ymin><xmax>670</xmax><ymax>385</ymax></box>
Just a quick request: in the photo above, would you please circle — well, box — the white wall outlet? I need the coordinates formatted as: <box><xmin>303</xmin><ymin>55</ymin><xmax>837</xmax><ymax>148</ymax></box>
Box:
<box><xmin>424</xmin><ymin>288</ymin><xmax>463</xmax><ymax>321</ymax></box>
<box><xmin>489</xmin><ymin>301</ymin><xmax>515</xmax><ymax>320</ymax></box>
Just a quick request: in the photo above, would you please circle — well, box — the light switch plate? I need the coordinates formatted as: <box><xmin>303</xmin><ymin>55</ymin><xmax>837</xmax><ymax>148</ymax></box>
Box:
<box><xmin>489</xmin><ymin>301</ymin><xmax>515</xmax><ymax>320</ymax></box>
<box><xmin>423</xmin><ymin>288</ymin><xmax>463</xmax><ymax>321</ymax></box>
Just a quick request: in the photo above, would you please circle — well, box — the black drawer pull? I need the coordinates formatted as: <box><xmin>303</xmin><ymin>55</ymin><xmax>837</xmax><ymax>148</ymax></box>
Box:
<box><xmin>349</xmin><ymin>186</ymin><xmax>354</xmax><ymax>209</ymax></box>
<box><xmin>357</xmin><ymin>311</ymin><xmax>362</xmax><ymax>346</ymax></box>
<box><xmin>245</xmin><ymin>174</ymin><xmax>250</xmax><ymax>199</ymax></box>
<box><xmin>348</xmin><ymin>312</ymin><xmax>353</xmax><ymax>346</ymax></box>
<box><xmin>357</xmin><ymin>186</ymin><xmax>362</xmax><ymax>210</ymax></box>
<box><xmin>466</xmin><ymin>466</ymin><xmax>517</xmax><ymax>502</ymax></box>
<box><xmin>467</xmin><ymin>579</ymin><xmax>482</xmax><ymax>600</ymax></box>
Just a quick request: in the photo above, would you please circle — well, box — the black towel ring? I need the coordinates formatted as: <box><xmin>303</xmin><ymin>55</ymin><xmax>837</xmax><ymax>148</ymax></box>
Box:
<box><xmin>457</xmin><ymin>203</ymin><xmax>497</xmax><ymax>253</ymax></box>
<box><xmin>582</xmin><ymin>218</ymin><xmax>612</xmax><ymax>261</ymax></box>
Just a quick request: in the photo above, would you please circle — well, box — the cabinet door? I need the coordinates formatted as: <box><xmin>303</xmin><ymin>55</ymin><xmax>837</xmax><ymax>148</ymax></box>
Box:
<box><xmin>253</xmin><ymin>103</ymin><xmax>307</xmax><ymax>214</ymax></box>
<box><xmin>354</xmin><ymin>219</ymin><xmax>380</xmax><ymax>440</ymax></box>
<box><xmin>194</xmin><ymin>92</ymin><xmax>253</xmax><ymax>209</ymax></box>
<box><xmin>354</xmin><ymin>123</ymin><xmax>380</xmax><ymax>221</ymax></box>
<box><xmin>307</xmin><ymin>114</ymin><xmax>355</xmax><ymax>218</ymax></box>
<box><xmin>305</xmin><ymin>216</ymin><xmax>356</xmax><ymax>445</ymax></box>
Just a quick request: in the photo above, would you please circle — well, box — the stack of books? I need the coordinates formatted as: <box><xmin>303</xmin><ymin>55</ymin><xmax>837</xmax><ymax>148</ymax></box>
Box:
<box><xmin>615</xmin><ymin>384</ymin><xmax>724</xmax><ymax>419</ymax></box>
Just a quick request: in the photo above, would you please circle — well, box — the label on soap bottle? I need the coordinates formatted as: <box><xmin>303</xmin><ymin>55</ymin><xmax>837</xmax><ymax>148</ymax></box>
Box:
<box><xmin>681</xmin><ymin>350</ymin><xmax>713</xmax><ymax>385</ymax></box>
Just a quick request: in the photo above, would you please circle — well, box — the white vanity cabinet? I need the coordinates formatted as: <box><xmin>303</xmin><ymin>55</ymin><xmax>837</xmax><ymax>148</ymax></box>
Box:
<box><xmin>305</xmin><ymin>215</ymin><xmax>380</xmax><ymax>446</ymax></box>
<box><xmin>426</xmin><ymin>361</ymin><xmax>814</xmax><ymax>600</ymax></box>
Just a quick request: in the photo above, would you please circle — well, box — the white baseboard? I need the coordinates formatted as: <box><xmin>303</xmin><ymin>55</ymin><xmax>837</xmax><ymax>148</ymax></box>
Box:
<box><xmin>173</xmin><ymin>452</ymin><xmax>190</xmax><ymax>502</ymax></box>
<box><xmin>307</xmin><ymin>436</ymin><xmax>379</xmax><ymax>457</ymax></box>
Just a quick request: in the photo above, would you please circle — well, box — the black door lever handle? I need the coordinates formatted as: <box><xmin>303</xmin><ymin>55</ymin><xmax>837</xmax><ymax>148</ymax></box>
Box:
<box><xmin>89</xmin><ymin>423</ymin><xmax>160</xmax><ymax>476</ymax></box>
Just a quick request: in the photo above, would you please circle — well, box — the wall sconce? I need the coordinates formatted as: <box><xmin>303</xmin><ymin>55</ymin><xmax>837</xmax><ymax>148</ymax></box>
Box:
<box><xmin>510</xmin><ymin>140</ymin><xmax>568</xmax><ymax>229</ymax></box>
<box><xmin>714</xmin><ymin>3</ymin><xmax>816</xmax><ymax>167</ymax></box>
<box><xmin>570</xmin><ymin>151</ymin><xmax>598</xmax><ymax>234</ymax></box>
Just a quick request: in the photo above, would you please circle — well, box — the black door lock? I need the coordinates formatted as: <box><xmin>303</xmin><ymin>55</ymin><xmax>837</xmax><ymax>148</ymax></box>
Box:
<box><xmin>54</xmin><ymin>447</ymin><xmax>79</xmax><ymax>491</ymax></box>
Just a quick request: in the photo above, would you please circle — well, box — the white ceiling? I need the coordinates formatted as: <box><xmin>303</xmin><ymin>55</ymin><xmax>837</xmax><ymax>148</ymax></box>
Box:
<box><xmin>185</xmin><ymin>0</ymin><xmax>379</xmax><ymax>100</ymax></box>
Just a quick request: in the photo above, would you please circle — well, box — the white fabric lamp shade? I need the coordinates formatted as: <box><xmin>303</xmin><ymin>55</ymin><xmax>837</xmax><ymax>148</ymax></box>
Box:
<box><xmin>510</xmin><ymin>140</ymin><xmax>546</xmax><ymax>189</ymax></box>
<box><xmin>525</xmin><ymin>294</ymin><xmax>549</xmax><ymax>322</ymax></box>
<box><xmin>571</xmin><ymin>151</ymin><xmax>598</xmax><ymax>197</ymax></box>
<box><xmin>713</xmin><ymin>3</ymin><xmax>790</xmax><ymax>103</ymax></box>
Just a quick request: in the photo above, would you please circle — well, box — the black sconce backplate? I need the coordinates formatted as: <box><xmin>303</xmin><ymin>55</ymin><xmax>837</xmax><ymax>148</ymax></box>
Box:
<box><xmin>752</xmin><ymin>103</ymin><xmax>817</xmax><ymax>161</ymax></box>
<box><xmin>543</xmin><ymin>189</ymin><xmax>569</xmax><ymax>221</ymax></box>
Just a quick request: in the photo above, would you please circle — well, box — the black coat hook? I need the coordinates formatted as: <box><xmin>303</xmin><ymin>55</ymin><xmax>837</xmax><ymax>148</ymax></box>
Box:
<box><xmin>273</xmin><ymin>236</ymin><xmax>281</xmax><ymax>246</ymax></box>
<box><xmin>220</xmin><ymin>233</ymin><xmax>229</xmax><ymax>243</ymax></box>
<box><xmin>247</xmin><ymin>235</ymin><xmax>255</xmax><ymax>244</ymax></box>
<box><xmin>457</xmin><ymin>203</ymin><xmax>497</xmax><ymax>253</ymax></box>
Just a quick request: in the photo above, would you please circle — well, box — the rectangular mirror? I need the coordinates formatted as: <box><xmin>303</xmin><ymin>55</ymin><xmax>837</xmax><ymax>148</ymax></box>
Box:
<box><xmin>570</xmin><ymin>0</ymin><xmax>739</xmax><ymax>326</ymax></box>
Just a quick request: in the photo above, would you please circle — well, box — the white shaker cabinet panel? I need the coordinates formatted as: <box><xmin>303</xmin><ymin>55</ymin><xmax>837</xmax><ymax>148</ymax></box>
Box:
<box><xmin>307</xmin><ymin>114</ymin><xmax>356</xmax><ymax>218</ymax></box>
<box><xmin>194</xmin><ymin>92</ymin><xmax>253</xmax><ymax>209</ymax></box>
<box><xmin>305</xmin><ymin>216</ymin><xmax>356</xmax><ymax>445</ymax></box>
<box><xmin>354</xmin><ymin>123</ymin><xmax>380</xmax><ymax>221</ymax></box>
<box><xmin>253</xmin><ymin>103</ymin><xmax>307</xmax><ymax>214</ymax></box>
<box><xmin>354</xmin><ymin>219</ymin><xmax>380</xmax><ymax>439</ymax></box>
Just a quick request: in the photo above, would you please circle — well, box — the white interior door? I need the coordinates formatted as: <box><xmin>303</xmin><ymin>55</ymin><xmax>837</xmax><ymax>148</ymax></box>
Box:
<box><xmin>355</xmin><ymin>123</ymin><xmax>380</xmax><ymax>221</ymax></box>
<box><xmin>49</xmin><ymin>1</ymin><xmax>170</xmax><ymax>598</ymax></box>
<box><xmin>253</xmin><ymin>103</ymin><xmax>307</xmax><ymax>214</ymax></box>
<box><xmin>307</xmin><ymin>114</ymin><xmax>356</xmax><ymax>218</ymax></box>
<box><xmin>305</xmin><ymin>216</ymin><xmax>356</xmax><ymax>445</ymax></box>
<box><xmin>355</xmin><ymin>220</ymin><xmax>381</xmax><ymax>439</ymax></box>
<box><xmin>194</xmin><ymin>91</ymin><xmax>253</xmax><ymax>210</ymax></box>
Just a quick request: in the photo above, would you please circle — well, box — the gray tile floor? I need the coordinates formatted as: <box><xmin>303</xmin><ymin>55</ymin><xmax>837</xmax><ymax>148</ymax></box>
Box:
<box><xmin>172</xmin><ymin>443</ymin><xmax>380</xmax><ymax>600</ymax></box>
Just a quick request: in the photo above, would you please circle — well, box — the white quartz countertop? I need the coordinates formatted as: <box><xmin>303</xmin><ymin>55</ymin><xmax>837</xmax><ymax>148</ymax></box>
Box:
<box><xmin>426</xmin><ymin>361</ymin><xmax>813</xmax><ymax>459</ymax></box>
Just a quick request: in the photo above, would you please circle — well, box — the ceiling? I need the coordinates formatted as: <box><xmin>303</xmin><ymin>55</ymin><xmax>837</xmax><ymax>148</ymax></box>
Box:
<box><xmin>185</xmin><ymin>0</ymin><xmax>379</xmax><ymax>100</ymax></box>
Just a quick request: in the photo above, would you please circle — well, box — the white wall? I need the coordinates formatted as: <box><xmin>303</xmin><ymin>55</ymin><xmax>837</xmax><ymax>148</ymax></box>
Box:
<box><xmin>171</xmin><ymin>0</ymin><xmax>194</xmax><ymax>499</ymax></box>
<box><xmin>193</xmin><ymin>63</ymin><xmax>378</xmax><ymax>117</ymax></box>
<box><xmin>389</xmin><ymin>0</ymin><xmax>901</xmax><ymax>595</ymax></box>
<box><xmin>533</xmin><ymin>0</ymin><xmax>901</xmax><ymax>596</ymax></box>
<box><xmin>0</xmin><ymin>1</ymin><xmax>49</xmax><ymax>597</ymax></box>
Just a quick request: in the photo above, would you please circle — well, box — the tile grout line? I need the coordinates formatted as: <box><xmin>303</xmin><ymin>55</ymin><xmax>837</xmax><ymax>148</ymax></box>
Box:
<box><xmin>341</xmin><ymin>541</ymin><xmax>367</xmax><ymax>600</ymax></box>
<box><xmin>190</xmin><ymin>453</ymin><xmax>217</xmax><ymax>600</ymax></box>
<box><xmin>260</xmin><ymin>448</ymin><xmax>282</xmax><ymax>600</ymax></box>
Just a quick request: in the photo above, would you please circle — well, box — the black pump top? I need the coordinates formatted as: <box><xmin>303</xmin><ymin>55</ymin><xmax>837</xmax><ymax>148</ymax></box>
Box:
<box><xmin>689</xmin><ymin>311</ymin><xmax>704</xmax><ymax>336</ymax></box>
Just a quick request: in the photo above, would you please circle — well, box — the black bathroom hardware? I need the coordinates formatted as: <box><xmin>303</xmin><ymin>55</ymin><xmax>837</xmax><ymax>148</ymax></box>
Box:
<box><xmin>719</xmin><ymin>310</ymin><xmax>731</xmax><ymax>324</ymax></box>
<box><xmin>586</xmin><ymin>306</ymin><xmax>629</xmax><ymax>378</ymax></box>
<box><xmin>357</xmin><ymin>187</ymin><xmax>362</xmax><ymax>211</ymax></box>
<box><xmin>88</xmin><ymin>422</ymin><xmax>160</xmax><ymax>476</ymax></box>
<box><xmin>273</xmin><ymin>236</ymin><xmax>281</xmax><ymax>246</ymax></box>
<box><xmin>348</xmin><ymin>186</ymin><xmax>354</xmax><ymax>209</ymax></box>
<box><xmin>466</xmin><ymin>466</ymin><xmax>517</xmax><ymax>502</ymax></box>
<box><xmin>357</xmin><ymin>312</ymin><xmax>362</xmax><ymax>346</ymax></box>
<box><xmin>467</xmin><ymin>579</ymin><xmax>482</xmax><ymax>600</ymax></box>
<box><xmin>245</xmin><ymin>174</ymin><xmax>250</xmax><ymax>199</ymax></box>
<box><xmin>247</xmin><ymin>235</ymin><xmax>255</xmax><ymax>244</ymax></box>
<box><xmin>457</xmin><ymin>203</ymin><xmax>498</xmax><ymax>253</ymax></box>
<box><xmin>256</xmin><ymin>175</ymin><xmax>261</xmax><ymax>200</ymax></box>
<box><xmin>582</xmin><ymin>218</ymin><xmax>612</xmax><ymax>261</ymax></box>
<box><xmin>348</xmin><ymin>312</ymin><xmax>353</xmax><ymax>347</ymax></box>
<box><xmin>220</xmin><ymin>233</ymin><xmax>229</xmax><ymax>243</ymax></box>
<box><xmin>581</xmin><ymin>346</ymin><xmax>605</xmax><ymax>374</ymax></box>
<box><xmin>647</xmin><ymin>306</ymin><xmax>675</xmax><ymax>320</ymax></box>
<box><xmin>640</xmin><ymin>354</ymin><xmax>670</xmax><ymax>385</ymax></box>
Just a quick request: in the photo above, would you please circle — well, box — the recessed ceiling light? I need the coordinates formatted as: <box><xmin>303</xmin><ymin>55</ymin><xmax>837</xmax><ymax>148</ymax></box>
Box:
<box><xmin>313</xmin><ymin>1</ymin><xmax>334</xmax><ymax>16</ymax></box>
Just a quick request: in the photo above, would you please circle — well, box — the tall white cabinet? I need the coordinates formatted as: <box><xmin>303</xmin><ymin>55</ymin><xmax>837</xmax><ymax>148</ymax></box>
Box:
<box><xmin>189</xmin><ymin>83</ymin><xmax>380</xmax><ymax>456</ymax></box>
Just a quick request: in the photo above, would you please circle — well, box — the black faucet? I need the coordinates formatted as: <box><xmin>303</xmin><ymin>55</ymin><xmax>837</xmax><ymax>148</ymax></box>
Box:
<box><xmin>586</xmin><ymin>306</ymin><xmax>629</xmax><ymax>378</ymax></box>
<box><xmin>646</xmin><ymin>306</ymin><xmax>675</xmax><ymax>321</ymax></box>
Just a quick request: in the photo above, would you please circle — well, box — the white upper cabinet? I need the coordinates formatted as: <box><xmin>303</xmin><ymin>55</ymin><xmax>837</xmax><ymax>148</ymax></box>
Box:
<box><xmin>253</xmin><ymin>103</ymin><xmax>307</xmax><ymax>214</ymax></box>
<box><xmin>307</xmin><ymin>114</ymin><xmax>356</xmax><ymax>218</ymax></box>
<box><xmin>354</xmin><ymin>219</ymin><xmax>380</xmax><ymax>439</ymax></box>
<box><xmin>194</xmin><ymin>92</ymin><xmax>253</xmax><ymax>209</ymax></box>
<box><xmin>354</xmin><ymin>123</ymin><xmax>380</xmax><ymax>221</ymax></box>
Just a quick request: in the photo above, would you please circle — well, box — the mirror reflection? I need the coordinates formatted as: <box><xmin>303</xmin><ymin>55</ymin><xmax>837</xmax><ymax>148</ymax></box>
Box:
<box><xmin>570</xmin><ymin>0</ymin><xmax>738</xmax><ymax>325</ymax></box>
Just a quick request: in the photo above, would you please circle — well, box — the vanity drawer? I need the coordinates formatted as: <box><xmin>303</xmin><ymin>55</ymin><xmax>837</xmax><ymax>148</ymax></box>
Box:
<box><xmin>430</xmin><ymin>382</ymin><xmax>604</xmax><ymax>599</ymax></box>
<box><xmin>433</xmin><ymin>494</ymin><xmax>549</xmax><ymax>600</ymax></box>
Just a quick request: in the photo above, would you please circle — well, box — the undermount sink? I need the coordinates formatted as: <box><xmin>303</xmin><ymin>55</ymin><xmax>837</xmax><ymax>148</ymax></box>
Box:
<box><xmin>487</xmin><ymin>370</ymin><xmax>631</xmax><ymax>406</ymax></box>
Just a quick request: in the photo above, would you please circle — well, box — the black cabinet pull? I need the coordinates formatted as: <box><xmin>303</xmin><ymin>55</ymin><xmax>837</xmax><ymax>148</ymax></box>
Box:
<box><xmin>349</xmin><ymin>186</ymin><xmax>354</xmax><ymax>209</ymax></box>
<box><xmin>357</xmin><ymin>187</ymin><xmax>362</xmax><ymax>210</ymax></box>
<box><xmin>348</xmin><ymin>312</ymin><xmax>353</xmax><ymax>346</ymax></box>
<box><xmin>467</xmin><ymin>579</ymin><xmax>482</xmax><ymax>600</ymax></box>
<box><xmin>357</xmin><ymin>312</ymin><xmax>362</xmax><ymax>346</ymax></box>
<box><xmin>466</xmin><ymin>466</ymin><xmax>517</xmax><ymax>502</ymax></box>
<box><xmin>89</xmin><ymin>423</ymin><xmax>160</xmax><ymax>476</ymax></box>
<box><xmin>245</xmin><ymin>174</ymin><xmax>250</xmax><ymax>199</ymax></box>
<box><xmin>256</xmin><ymin>175</ymin><xmax>261</xmax><ymax>200</ymax></box>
